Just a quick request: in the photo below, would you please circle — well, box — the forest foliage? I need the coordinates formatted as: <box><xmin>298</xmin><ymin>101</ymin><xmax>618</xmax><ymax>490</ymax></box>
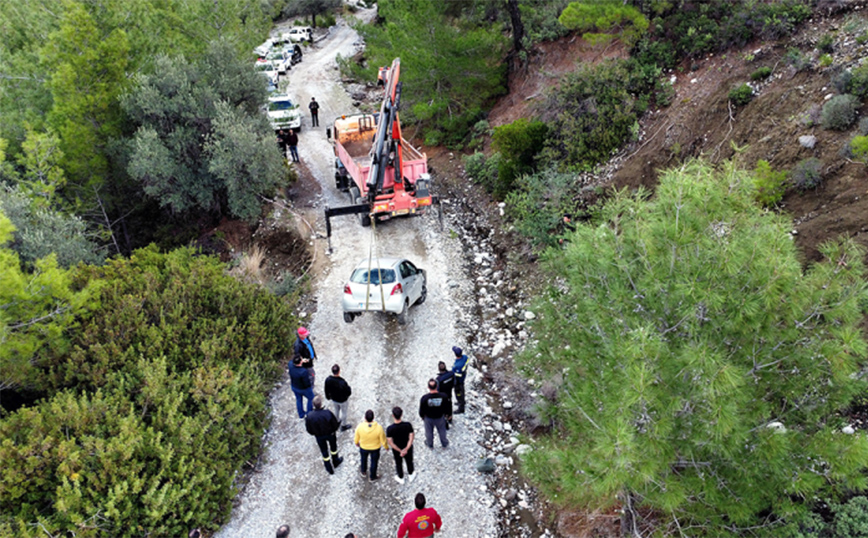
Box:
<box><xmin>520</xmin><ymin>160</ymin><xmax>868</xmax><ymax>536</ymax></box>
<box><xmin>0</xmin><ymin>246</ymin><xmax>296</xmax><ymax>537</ymax></box>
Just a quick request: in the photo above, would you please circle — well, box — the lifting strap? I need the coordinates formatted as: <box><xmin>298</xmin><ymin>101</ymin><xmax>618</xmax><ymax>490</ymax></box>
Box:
<box><xmin>363</xmin><ymin>215</ymin><xmax>386</xmax><ymax>312</ymax></box>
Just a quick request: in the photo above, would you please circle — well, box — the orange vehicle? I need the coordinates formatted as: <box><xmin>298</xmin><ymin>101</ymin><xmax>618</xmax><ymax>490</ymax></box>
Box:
<box><xmin>324</xmin><ymin>58</ymin><xmax>439</xmax><ymax>243</ymax></box>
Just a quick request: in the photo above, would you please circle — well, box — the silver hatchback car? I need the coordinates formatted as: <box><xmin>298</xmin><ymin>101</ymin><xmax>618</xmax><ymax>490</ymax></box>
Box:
<box><xmin>342</xmin><ymin>257</ymin><xmax>427</xmax><ymax>324</ymax></box>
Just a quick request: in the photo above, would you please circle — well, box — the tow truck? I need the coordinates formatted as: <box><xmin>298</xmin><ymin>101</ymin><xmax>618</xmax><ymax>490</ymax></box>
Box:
<box><xmin>324</xmin><ymin>58</ymin><xmax>439</xmax><ymax>247</ymax></box>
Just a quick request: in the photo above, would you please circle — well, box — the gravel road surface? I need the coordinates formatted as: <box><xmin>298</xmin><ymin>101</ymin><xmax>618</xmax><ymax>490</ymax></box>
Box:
<box><xmin>215</xmin><ymin>9</ymin><xmax>500</xmax><ymax>538</ymax></box>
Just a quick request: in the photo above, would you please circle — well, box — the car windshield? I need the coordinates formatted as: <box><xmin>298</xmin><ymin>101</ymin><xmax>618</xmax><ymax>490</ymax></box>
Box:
<box><xmin>269</xmin><ymin>100</ymin><xmax>295</xmax><ymax>111</ymax></box>
<box><xmin>267</xmin><ymin>53</ymin><xmax>283</xmax><ymax>61</ymax></box>
<box><xmin>350</xmin><ymin>268</ymin><xmax>396</xmax><ymax>285</ymax></box>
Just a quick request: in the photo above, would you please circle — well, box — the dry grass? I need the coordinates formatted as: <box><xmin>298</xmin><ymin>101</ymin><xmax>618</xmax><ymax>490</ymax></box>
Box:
<box><xmin>230</xmin><ymin>245</ymin><xmax>267</xmax><ymax>285</ymax></box>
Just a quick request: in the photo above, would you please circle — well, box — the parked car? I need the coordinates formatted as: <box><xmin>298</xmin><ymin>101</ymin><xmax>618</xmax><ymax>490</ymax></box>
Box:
<box><xmin>283</xmin><ymin>27</ymin><xmax>313</xmax><ymax>43</ymax></box>
<box><xmin>288</xmin><ymin>43</ymin><xmax>303</xmax><ymax>65</ymax></box>
<box><xmin>254</xmin><ymin>58</ymin><xmax>279</xmax><ymax>86</ymax></box>
<box><xmin>342</xmin><ymin>257</ymin><xmax>427</xmax><ymax>324</ymax></box>
<box><xmin>266</xmin><ymin>94</ymin><xmax>302</xmax><ymax>131</ymax></box>
<box><xmin>266</xmin><ymin>50</ymin><xmax>292</xmax><ymax>75</ymax></box>
<box><xmin>254</xmin><ymin>38</ymin><xmax>274</xmax><ymax>58</ymax></box>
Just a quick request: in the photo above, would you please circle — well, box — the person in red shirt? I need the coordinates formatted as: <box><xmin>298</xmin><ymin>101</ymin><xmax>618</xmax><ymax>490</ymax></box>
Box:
<box><xmin>397</xmin><ymin>493</ymin><xmax>442</xmax><ymax>538</ymax></box>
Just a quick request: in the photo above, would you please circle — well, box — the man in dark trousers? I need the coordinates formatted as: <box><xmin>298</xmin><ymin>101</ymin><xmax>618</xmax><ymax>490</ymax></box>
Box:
<box><xmin>451</xmin><ymin>346</ymin><xmax>469</xmax><ymax>414</ymax></box>
<box><xmin>287</xmin><ymin>128</ymin><xmax>299</xmax><ymax>162</ymax></box>
<box><xmin>289</xmin><ymin>356</ymin><xmax>314</xmax><ymax>419</ymax></box>
<box><xmin>419</xmin><ymin>379</ymin><xmax>451</xmax><ymax>449</ymax></box>
<box><xmin>386</xmin><ymin>406</ymin><xmax>415</xmax><ymax>485</ymax></box>
<box><xmin>435</xmin><ymin>361</ymin><xmax>455</xmax><ymax>429</ymax></box>
<box><xmin>305</xmin><ymin>395</ymin><xmax>344</xmax><ymax>474</ymax></box>
<box><xmin>324</xmin><ymin>364</ymin><xmax>353</xmax><ymax>431</ymax></box>
<box><xmin>293</xmin><ymin>326</ymin><xmax>316</xmax><ymax>379</ymax></box>
<box><xmin>276</xmin><ymin>129</ymin><xmax>288</xmax><ymax>159</ymax></box>
<box><xmin>309</xmin><ymin>97</ymin><xmax>320</xmax><ymax>127</ymax></box>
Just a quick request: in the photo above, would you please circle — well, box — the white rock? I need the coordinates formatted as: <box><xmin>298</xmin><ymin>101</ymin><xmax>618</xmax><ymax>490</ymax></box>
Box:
<box><xmin>766</xmin><ymin>421</ymin><xmax>787</xmax><ymax>434</ymax></box>
<box><xmin>515</xmin><ymin>444</ymin><xmax>532</xmax><ymax>456</ymax></box>
<box><xmin>824</xmin><ymin>93</ymin><xmax>834</xmax><ymax>100</ymax></box>
<box><xmin>505</xmin><ymin>307</ymin><xmax>515</xmax><ymax>317</ymax></box>
<box><xmin>495</xmin><ymin>455</ymin><xmax>511</xmax><ymax>465</ymax></box>
<box><xmin>799</xmin><ymin>135</ymin><xmax>817</xmax><ymax>149</ymax></box>
<box><xmin>523</xmin><ymin>311</ymin><xmax>536</xmax><ymax>321</ymax></box>
<box><xmin>843</xmin><ymin>425</ymin><xmax>856</xmax><ymax>434</ymax></box>
<box><xmin>503</xmin><ymin>401</ymin><xmax>514</xmax><ymax>409</ymax></box>
<box><xmin>492</xmin><ymin>342</ymin><xmax>506</xmax><ymax>357</ymax></box>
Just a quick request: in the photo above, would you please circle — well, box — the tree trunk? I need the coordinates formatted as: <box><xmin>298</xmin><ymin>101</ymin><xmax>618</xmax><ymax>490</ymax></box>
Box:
<box><xmin>620</xmin><ymin>489</ymin><xmax>641</xmax><ymax>538</ymax></box>
<box><xmin>506</xmin><ymin>0</ymin><xmax>524</xmax><ymax>55</ymax></box>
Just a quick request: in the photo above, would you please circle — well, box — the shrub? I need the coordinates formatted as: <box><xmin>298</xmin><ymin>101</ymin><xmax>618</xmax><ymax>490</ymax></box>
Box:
<box><xmin>859</xmin><ymin>117</ymin><xmax>868</xmax><ymax>135</ymax></box>
<box><xmin>728</xmin><ymin>83</ymin><xmax>753</xmax><ymax>106</ymax></box>
<box><xmin>833</xmin><ymin>69</ymin><xmax>853</xmax><ymax>94</ymax></box>
<box><xmin>751</xmin><ymin>67</ymin><xmax>772</xmax><ymax>81</ymax></box>
<box><xmin>785</xmin><ymin>47</ymin><xmax>811</xmax><ymax>72</ymax></box>
<box><xmin>792</xmin><ymin>158</ymin><xmax>824</xmax><ymax>190</ymax></box>
<box><xmin>847</xmin><ymin>63</ymin><xmax>868</xmax><ymax>99</ymax></box>
<box><xmin>504</xmin><ymin>167</ymin><xmax>583</xmax><ymax>247</ymax></box>
<box><xmin>0</xmin><ymin>247</ymin><xmax>297</xmax><ymax>537</ymax></box>
<box><xmin>850</xmin><ymin>135</ymin><xmax>868</xmax><ymax>161</ymax></box>
<box><xmin>752</xmin><ymin>160</ymin><xmax>788</xmax><ymax>207</ymax></box>
<box><xmin>491</xmin><ymin>119</ymin><xmax>549</xmax><ymax>199</ymax></box>
<box><xmin>818</xmin><ymin>33</ymin><xmax>835</xmax><ymax>53</ymax></box>
<box><xmin>462</xmin><ymin>151</ymin><xmax>502</xmax><ymax>193</ymax></box>
<box><xmin>819</xmin><ymin>54</ymin><xmax>834</xmax><ymax>68</ymax></box>
<box><xmin>541</xmin><ymin>58</ymin><xmax>661</xmax><ymax>170</ymax></box>
<box><xmin>833</xmin><ymin>496</ymin><xmax>868</xmax><ymax>538</ymax></box>
<box><xmin>821</xmin><ymin>94</ymin><xmax>859</xmax><ymax>130</ymax></box>
<box><xmin>631</xmin><ymin>37</ymin><xmax>677</xmax><ymax>69</ymax></box>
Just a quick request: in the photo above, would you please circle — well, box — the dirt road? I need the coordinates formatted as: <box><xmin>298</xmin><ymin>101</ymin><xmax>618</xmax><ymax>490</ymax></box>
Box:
<box><xmin>215</xmin><ymin>10</ymin><xmax>499</xmax><ymax>538</ymax></box>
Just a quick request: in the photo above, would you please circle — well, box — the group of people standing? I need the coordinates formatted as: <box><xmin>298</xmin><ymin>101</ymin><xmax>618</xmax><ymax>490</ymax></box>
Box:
<box><xmin>286</xmin><ymin>326</ymin><xmax>466</xmax><ymax>536</ymax></box>
<box><xmin>275</xmin><ymin>96</ymin><xmax>320</xmax><ymax>164</ymax></box>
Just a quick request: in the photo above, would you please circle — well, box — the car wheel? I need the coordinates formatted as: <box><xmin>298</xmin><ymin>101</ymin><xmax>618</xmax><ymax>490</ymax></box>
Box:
<box><xmin>397</xmin><ymin>300</ymin><xmax>408</xmax><ymax>325</ymax></box>
<box><xmin>416</xmin><ymin>283</ymin><xmax>427</xmax><ymax>305</ymax></box>
<box><xmin>343</xmin><ymin>312</ymin><xmax>355</xmax><ymax>324</ymax></box>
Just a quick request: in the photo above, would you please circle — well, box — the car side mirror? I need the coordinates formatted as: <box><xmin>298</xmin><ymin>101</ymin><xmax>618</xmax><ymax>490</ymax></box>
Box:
<box><xmin>326</xmin><ymin>128</ymin><xmax>331</xmax><ymax>140</ymax></box>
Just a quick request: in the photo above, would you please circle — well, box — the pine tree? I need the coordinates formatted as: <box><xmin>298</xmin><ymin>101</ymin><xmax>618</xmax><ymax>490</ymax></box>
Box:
<box><xmin>520</xmin><ymin>160</ymin><xmax>868</xmax><ymax>536</ymax></box>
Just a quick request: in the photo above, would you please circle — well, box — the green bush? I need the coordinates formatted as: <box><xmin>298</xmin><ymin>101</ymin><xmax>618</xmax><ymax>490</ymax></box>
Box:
<box><xmin>819</xmin><ymin>54</ymin><xmax>834</xmax><ymax>68</ymax></box>
<box><xmin>504</xmin><ymin>167</ymin><xmax>583</xmax><ymax>248</ymax></box>
<box><xmin>462</xmin><ymin>151</ymin><xmax>502</xmax><ymax>193</ymax></box>
<box><xmin>491</xmin><ymin>119</ymin><xmax>549</xmax><ymax>199</ymax></box>
<box><xmin>728</xmin><ymin>83</ymin><xmax>753</xmax><ymax>106</ymax></box>
<box><xmin>850</xmin><ymin>135</ymin><xmax>868</xmax><ymax>161</ymax></box>
<box><xmin>751</xmin><ymin>66</ymin><xmax>772</xmax><ymax>81</ymax></box>
<box><xmin>821</xmin><ymin>94</ymin><xmax>859</xmax><ymax>130</ymax></box>
<box><xmin>818</xmin><ymin>33</ymin><xmax>835</xmax><ymax>53</ymax></box>
<box><xmin>792</xmin><ymin>158</ymin><xmax>824</xmax><ymax>190</ymax></box>
<box><xmin>846</xmin><ymin>63</ymin><xmax>868</xmax><ymax>99</ymax></box>
<box><xmin>541</xmin><ymin>58</ymin><xmax>661</xmax><ymax>170</ymax></box>
<box><xmin>833</xmin><ymin>496</ymin><xmax>868</xmax><ymax>538</ymax></box>
<box><xmin>752</xmin><ymin>160</ymin><xmax>788</xmax><ymax>207</ymax></box>
<box><xmin>0</xmin><ymin>247</ymin><xmax>296</xmax><ymax>537</ymax></box>
<box><xmin>785</xmin><ymin>47</ymin><xmax>811</xmax><ymax>72</ymax></box>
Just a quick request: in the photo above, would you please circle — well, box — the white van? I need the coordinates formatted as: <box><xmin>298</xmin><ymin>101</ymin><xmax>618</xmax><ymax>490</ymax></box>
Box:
<box><xmin>282</xmin><ymin>27</ymin><xmax>313</xmax><ymax>43</ymax></box>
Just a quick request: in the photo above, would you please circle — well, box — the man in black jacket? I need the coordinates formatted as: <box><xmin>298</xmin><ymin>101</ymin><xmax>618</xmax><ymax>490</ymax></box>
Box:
<box><xmin>435</xmin><ymin>361</ymin><xmax>455</xmax><ymax>429</ymax></box>
<box><xmin>324</xmin><ymin>364</ymin><xmax>353</xmax><ymax>431</ymax></box>
<box><xmin>419</xmin><ymin>379</ymin><xmax>451</xmax><ymax>449</ymax></box>
<box><xmin>305</xmin><ymin>395</ymin><xmax>343</xmax><ymax>474</ymax></box>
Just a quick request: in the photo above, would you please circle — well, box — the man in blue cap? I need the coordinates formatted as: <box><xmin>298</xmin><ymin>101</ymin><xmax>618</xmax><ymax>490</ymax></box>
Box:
<box><xmin>451</xmin><ymin>346</ymin><xmax>469</xmax><ymax>414</ymax></box>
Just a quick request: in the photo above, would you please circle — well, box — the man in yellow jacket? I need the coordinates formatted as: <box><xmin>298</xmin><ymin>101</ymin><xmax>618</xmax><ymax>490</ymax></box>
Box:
<box><xmin>354</xmin><ymin>409</ymin><xmax>387</xmax><ymax>481</ymax></box>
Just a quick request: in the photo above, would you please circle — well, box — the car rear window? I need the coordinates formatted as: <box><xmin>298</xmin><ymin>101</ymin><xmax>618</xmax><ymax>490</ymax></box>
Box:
<box><xmin>350</xmin><ymin>268</ymin><xmax>395</xmax><ymax>285</ymax></box>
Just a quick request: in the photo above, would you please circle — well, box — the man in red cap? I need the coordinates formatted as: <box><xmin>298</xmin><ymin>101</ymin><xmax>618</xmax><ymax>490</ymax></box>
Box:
<box><xmin>293</xmin><ymin>326</ymin><xmax>317</xmax><ymax>379</ymax></box>
<box><xmin>397</xmin><ymin>493</ymin><xmax>442</xmax><ymax>538</ymax></box>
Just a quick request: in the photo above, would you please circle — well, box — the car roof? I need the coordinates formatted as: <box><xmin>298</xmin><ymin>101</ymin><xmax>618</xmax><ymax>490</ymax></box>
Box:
<box><xmin>352</xmin><ymin>257</ymin><xmax>407</xmax><ymax>270</ymax></box>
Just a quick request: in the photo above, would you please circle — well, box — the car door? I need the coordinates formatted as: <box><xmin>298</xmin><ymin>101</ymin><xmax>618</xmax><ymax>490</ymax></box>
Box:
<box><xmin>400</xmin><ymin>261</ymin><xmax>419</xmax><ymax>303</ymax></box>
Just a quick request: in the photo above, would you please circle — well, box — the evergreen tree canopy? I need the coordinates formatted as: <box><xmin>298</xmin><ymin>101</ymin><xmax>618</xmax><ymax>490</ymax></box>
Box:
<box><xmin>559</xmin><ymin>0</ymin><xmax>649</xmax><ymax>46</ymax></box>
<box><xmin>520</xmin><ymin>160</ymin><xmax>868</xmax><ymax>535</ymax></box>
<box><xmin>353</xmin><ymin>0</ymin><xmax>507</xmax><ymax>146</ymax></box>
